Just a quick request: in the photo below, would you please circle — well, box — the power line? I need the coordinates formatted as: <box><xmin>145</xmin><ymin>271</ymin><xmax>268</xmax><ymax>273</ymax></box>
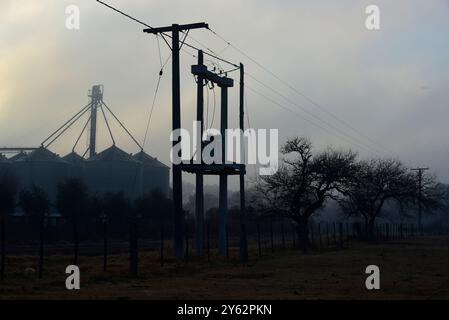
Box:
<box><xmin>245</xmin><ymin>73</ymin><xmax>391</xmax><ymax>157</ymax></box>
<box><xmin>208</xmin><ymin>27</ymin><xmax>396</xmax><ymax>157</ymax></box>
<box><xmin>96</xmin><ymin>1</ymin><xmax>239</xmax><ymax>68</ymax></box>
<box><xmin>96</xmin><ymin>0</ymin><xmax>392</xmax><ymax>157</ymax></box>
<box><xmin>244</xmin><ymin>83</ymin><xmax>377</xmax><ymax>155</ymax></box>
<box><xmin>142</xmin><ymin>35</ymin><xmax>169</xmax><ymax>149</ymax></box>
<box><xmin>143</xmin><ymin>71</ymin><xmax>163</xmax><ymax>149</ymax></box>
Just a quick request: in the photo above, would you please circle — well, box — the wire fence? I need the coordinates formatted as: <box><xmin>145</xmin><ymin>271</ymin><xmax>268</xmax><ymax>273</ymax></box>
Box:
<box><xmin>0</xmin><ymin>216</ymin><xmax>440</xmax><ymax>281</ymax></box>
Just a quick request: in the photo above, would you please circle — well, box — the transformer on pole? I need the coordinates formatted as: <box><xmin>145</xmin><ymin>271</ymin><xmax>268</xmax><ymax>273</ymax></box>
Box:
<box><xmin>183</xmin><ymin>54</ymin><xmax>246</xmax><ymax>259</ymax></box>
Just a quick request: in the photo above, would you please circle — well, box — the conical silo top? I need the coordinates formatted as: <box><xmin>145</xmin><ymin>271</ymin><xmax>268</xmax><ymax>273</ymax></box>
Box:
<box><xmin>9</xmin><ymin>151</ymin><xmax>27</xmax><ymax>161</ymax></box>
<box><xmin>20</xmin><ymin>147</ymin><xmax>66</xmax><ymax>163</ymax></box>
<box><xmin>133</xmin><ymin>150</ymin><xmax>169</xmax><ymax>169</ymax></box>
<box><xmin>63</xmin><ymin>152</ymin><xmax>86</xmax><ymax>164</ymax></box>
<box><xmin>89</xmin><ymin>145</ymin><xmax>137</xmax><ymax>162</ymax></box>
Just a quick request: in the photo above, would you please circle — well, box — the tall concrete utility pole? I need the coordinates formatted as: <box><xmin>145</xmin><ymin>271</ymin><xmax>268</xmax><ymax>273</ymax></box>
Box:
<box><xmin>144</xmin><ymin>23</ymin><xmax>208</xmax><ymax>260</ymax></box>
<box><xmin>411</xmin><ymin>167</ymin><xmax>429</xmax><ymax>235</ymax></box>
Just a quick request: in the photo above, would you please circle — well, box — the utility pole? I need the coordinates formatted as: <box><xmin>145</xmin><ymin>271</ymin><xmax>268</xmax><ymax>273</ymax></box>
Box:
<box><xmin>218</xmin><ymin>78</ymin><xmax>229</xmax><ymax>256</ymax></box>
<box><xmin>411</xmin><ymin>167</ymin><xmax>429</xmax><ymax>236</ymax></box>
<box><xmin>239</xmin><ymin>63</ymin><xmax>248</xmax><ymax>262</ymax></box>
<box><xmin>195</xmin><ymin>50</ymin><xmax>205</xmax><ymax>256</ymax></box>
<box><xmin>144</xmin><ymin>23</ymin><xmax>208</xmax><ymax>260</ymax></box>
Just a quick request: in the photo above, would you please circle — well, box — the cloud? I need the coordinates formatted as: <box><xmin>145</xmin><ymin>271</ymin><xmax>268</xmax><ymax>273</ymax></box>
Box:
<box><xmin>1</xmin><ymin>0</ymin><xmax>449</xmax><ymax>184</ymax></box>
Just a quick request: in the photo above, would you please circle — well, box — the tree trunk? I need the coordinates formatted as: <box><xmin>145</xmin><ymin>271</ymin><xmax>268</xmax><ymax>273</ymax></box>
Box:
<box><xmin>296</xmin><ymin>218</ymin><xmax>311</xmax><ymax>253</ymax></box>
<box><xmin>367</xmin><ymin>218</ymin><xmax>376</xmax><ymax>242</ymax></box>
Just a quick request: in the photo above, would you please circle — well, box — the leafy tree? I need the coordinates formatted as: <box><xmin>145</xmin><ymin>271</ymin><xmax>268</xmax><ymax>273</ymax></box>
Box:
<box><xmin>18</xmin><ymin>186</ymin><xmax>51</xmax><ymax>225</ymax></box>
<box><xmin>18</xmin><ymin>186</ymin><xmax>50</xmax><ymax>278</ymax></box>
<box><xmin>254</xmin><ymin>137</ymin><xmax>357</xmax><ymax>251</ymax></box>
<box><xmin>0</xmin><ymin>170</ymin><xmax>17</xmax><ymax>280</ymax></box>
<box><xmin>135</xmin><ymin>189</ymin><xmax>172</xmax><ymax>224</ymax></box>
<box><xmin>102</xmin><ymin>192</ymin><xmax>132</xmax><ymax>227</ymax></box>
<box><xmin>56</xmin><ymin>178</ymin><xmax>88</xmax><ymax>264</ymax></box>
<box><xmin>0</xmin><ymin>171</ymin><xmax>17</xmax><ymax>218</ymax></box>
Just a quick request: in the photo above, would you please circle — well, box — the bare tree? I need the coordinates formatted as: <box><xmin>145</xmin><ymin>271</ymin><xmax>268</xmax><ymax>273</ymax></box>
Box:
<box><xmin>337</xmin><ymin>158</ymin><xmax>443</xmax><ymax>239</ymax></box>
<box><xmin>254</xmin><ymin>137</ymin><xmax>357</xmax><ymax>251</ymax></box>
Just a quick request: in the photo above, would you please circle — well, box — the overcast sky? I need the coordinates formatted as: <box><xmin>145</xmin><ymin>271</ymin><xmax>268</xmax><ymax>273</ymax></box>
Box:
<box><xmin>1</xmin><ymin>0</ymin><xmax>449</xmax><ymax>186</ymax></box>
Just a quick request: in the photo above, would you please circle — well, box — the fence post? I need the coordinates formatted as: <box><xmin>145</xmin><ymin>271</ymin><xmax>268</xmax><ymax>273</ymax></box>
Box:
<box><xmin>281</xmin><ymin>221</ymin><xmax>286</xmax><ymax>250</ymax></box>
<box><xmin>270</xmin><ymin>220</ymin><xmax>274</xmax><ymax>253</ymax></box>
<box><xmin>39</xmin><ymin>217</ymin><xmax>45</xmax><ymax>279</ymax></box>
<box><xmin>185</xmin><ymin>224</ymin><xmax>189</xmax><ymax>263</ymax></box>
<box><xmin>338</xmin><ymin>222</ymin><xmax>343</xmax><ymax>248</ymax></box>
<box><xmin>73</xmin><ymin>220</ymin><xmax>79</xmax><ymax>266</ymax></box>
<box><xmin>1</xmin><ymin>216</ymin><xmax>5</xmax><ymax>281</ymax></box>
<box><xmin>160</xmin><ymin>221</ymin><xmax>164</xmax><ymax>267</ymax></box>
<box><xmin>206</xmin><ymin>222</ymin><xmax>210</xmax><ymax>262</ymax></box>
<box><xmin>257</xmin><ymin>222</ymin><xmax>262</xmax><ymax>257</ymax></box>
<box><xmin>333</xmin><ymin>222</ymin><xmax>337</xmax><ymax>245</ymax></box>
<box><xmin>326</xmin><ymin>223</ymin><xmax>330</xmax><ymax>247</ymax></box>
<box><xmin>292</xmin><ymin>224</ymin><xmax>296</xmax><ymax>249</ymax></box>
<box><xmin>226</xmin><ymin>224</ymin><xmax>229</xmax><ymax>259</ymax></box>
<box><xmin>129</xmin><ymin>220</ymin><xmax>138</xmax><ymax>277</ymax></box>
<box><xmin>386</xmin><ymin>224</ymin><xmax>389</xmax><ymax>241</ymax></box>
<box><xmin>103</xmin><ymin>219</ymin><xmax>108</xmax><ymax>272</ymax></box>
<box><xmin>318</xmin><ymin>223</ymin><xmax>322</xmax><ymax>248</ymax></box>
<box><xmin>310</xmin><ymin>223</ymin><xmax>314</xmax><ymax>247</ymax></box>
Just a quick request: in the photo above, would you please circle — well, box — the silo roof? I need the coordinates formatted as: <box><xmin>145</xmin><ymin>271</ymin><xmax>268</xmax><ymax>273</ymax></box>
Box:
<box><xmin>63</xmin><ymin>152</ymin><xmax>86</xmax><ymax>164</ymax></box>
<box><xmin>133</xmin><ymin>150</ymin><xmax>169</xmax><ymax>169</ymax></box>
<box><xmin>89</xmin><ymin>145</ymin><xmax>138</xmax><ymax>162</ymax></box>
<box><xmin>19</xmin><ymin>147</ymin><xmax>66</xmax><ymax>163</ymax></box>
<box><xmin>9</xmin><ymin>151</ymin><xmax>27</xmax><ymax>161</ymax></box>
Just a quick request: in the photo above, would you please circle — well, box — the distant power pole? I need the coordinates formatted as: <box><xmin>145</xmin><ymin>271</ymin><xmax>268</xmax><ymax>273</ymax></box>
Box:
<box><xmin>411</xmin><ymin>167</ymin><xmax>429</xmax><ymax>235</ymax></box>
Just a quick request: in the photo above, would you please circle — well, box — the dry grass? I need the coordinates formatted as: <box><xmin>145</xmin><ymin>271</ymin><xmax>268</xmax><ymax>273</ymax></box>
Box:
<box><xmin>1</xmin><ymin>237</ymin><xmax>449</xmax><ymax>300</ymax></box>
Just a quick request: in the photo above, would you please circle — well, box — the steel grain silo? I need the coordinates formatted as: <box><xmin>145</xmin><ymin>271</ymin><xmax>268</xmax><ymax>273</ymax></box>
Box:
<box><xmin>84</xmin><ymin>145</ymin><xmax>142</xmax><ymax>200</ymax></box>
<box><xmin>133</xmin><ymin>151</ymin><xmax>169</xmax><ymax>197</ymax></box>
<box><xmin>62</xmin><ymin>152</ymin><xmax>85</xmax><ymax>180</ymax></box>
<box><xmin>11</xmin><ymin>147</ymin><xmax>70</xmax><ymax>204</ymax></box>
<box><xmin>0</xmin><ymin>154</ymin><xmax>12</xmax><ymax>175</ymax></box>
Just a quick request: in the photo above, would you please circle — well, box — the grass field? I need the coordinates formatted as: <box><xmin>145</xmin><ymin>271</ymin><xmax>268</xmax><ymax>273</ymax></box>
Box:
<box><xmin>1</xmin><ymin>237</ymin><xmax>449</xmax><ymax>299</ymax></box>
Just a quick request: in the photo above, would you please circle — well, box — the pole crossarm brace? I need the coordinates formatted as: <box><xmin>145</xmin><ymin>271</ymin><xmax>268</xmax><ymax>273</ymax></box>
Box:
<box><xmin>181</xmin><ymin>163</ymin><xmax>245</xmax><ymax>175</ymax></box>
<box><xmin>192</xmin><ymin>65</ymin><xmax>234</xmax><ymax>88</ymax></box>
<box><xmin>143</xmin><ymin>22</ymin><xmax>208</xmax><ymax>35</ymax></box>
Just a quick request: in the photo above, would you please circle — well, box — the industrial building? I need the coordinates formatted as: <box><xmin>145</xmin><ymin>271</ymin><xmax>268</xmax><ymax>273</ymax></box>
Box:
<box><xmin>2</xmin><ymin>145</ymin><xmax>169</xmax><ymax>207</ymax></box>
<box><xmin>0</xmin><ymin>85</ymin><xmax>170</xmax><ymax>209</ymax></box>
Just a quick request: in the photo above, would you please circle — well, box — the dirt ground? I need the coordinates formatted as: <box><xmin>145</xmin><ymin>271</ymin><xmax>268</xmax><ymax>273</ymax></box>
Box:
<box><xmin>1</xmin><ymin>237</ymin><xmax>449</xmax><ymax>300</ymax></box>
